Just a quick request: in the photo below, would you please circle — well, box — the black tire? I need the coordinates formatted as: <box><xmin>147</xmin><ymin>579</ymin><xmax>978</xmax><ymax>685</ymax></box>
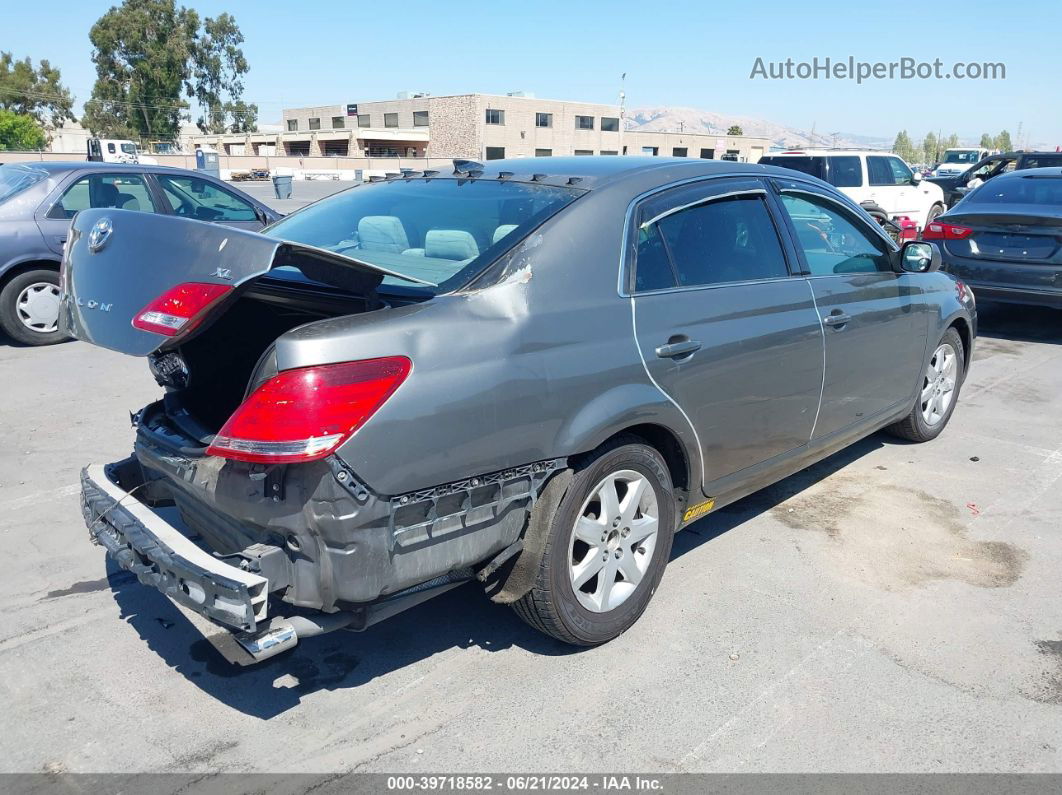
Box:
<box><xmin>0</xmin><ymin>268</ymin><xmax>66</xmax><ymax>346</ymax></box>
<box><xmin>886</xmin><ymin>327</ymin><xmax>965</xmax><ymax>442</ymax></box>
<box><xmin>924</xmin><ymin>203</ymin><xmax>945</xmax><ymax>230</ymax></box>
<box><xmin>512</xmin><ymin>436</ymin><xmax>675</xmax><ymax>646</ymax></box>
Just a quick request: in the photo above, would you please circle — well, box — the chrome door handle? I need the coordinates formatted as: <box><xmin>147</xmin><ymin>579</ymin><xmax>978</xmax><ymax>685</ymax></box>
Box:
<box><xmin>656</xmin><ymin>339</ymin><xmax>702</xmax><ymax>358</ymax></box>
<box><xmin>823</xmin><ymin>312</ymin><xmax>852</xmax><ymax>327</ymax></box>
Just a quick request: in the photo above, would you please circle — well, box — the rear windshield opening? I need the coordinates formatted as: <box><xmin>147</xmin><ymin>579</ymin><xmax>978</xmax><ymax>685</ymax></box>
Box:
<box><xmin>263</xmin><ymin>178</ymin><xmax>582</xmax><ymax>294</ymax></box>
<box><xmin>0</xmin><ymin>164</ymin><xmax>48</xmax><ymax>204</ymax></box>
<box><xmin>967</xmin><ymin>176</ymin><xmax>1062</xmax><ymax>205</ymax></box>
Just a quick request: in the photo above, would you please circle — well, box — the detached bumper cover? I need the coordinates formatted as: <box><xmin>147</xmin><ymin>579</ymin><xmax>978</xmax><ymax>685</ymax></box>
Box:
<box><xmin>80</xmin><ymin>464</ymin><xmax>268</xmax><ymax>632</ymax></box>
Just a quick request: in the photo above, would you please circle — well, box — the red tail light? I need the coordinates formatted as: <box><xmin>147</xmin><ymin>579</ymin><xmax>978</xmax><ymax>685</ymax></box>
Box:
<box><xmin>132</xmin><ymin>282</ymin><xmax>233</xmax><ymax>336</ymax></box>
<box><xmin>207</xmin><ymin>357</ymin><xmax>412</xmax><ymax>464</ymax></box>
<box><xmin>923</xmin><ymin>222</ymin><xmax>973</xmax><ymax>241</ymax></box>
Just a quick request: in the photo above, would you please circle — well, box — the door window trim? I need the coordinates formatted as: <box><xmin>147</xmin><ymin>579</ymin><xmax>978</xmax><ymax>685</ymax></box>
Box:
<box><xmin>620</xmin><ymin>176</ymin><xmax>802</xmax><ymax>297</ymax></box>
<box><xmin>45</xmin><ymin>170</ymin><xmax>161</xmax><ymax>219</ymax></box>
<box><xmin>767</xmin><ymin>177</ymin><xmax>899</xmax><ymax>279</ymax></box>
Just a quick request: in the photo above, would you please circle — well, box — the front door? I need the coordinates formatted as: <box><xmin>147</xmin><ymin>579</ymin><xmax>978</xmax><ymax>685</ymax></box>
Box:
<box><xmin>152</xmin><ymin>173</ymin><xmax>265</xmax><ymax>231</ymax></box>
<box><xmin>771</xmin><ymin>178</ymin><xmax>928</xmax><ymax>440</ymax></box>
<box><xmin>629</xmin><ymin>177</ymin><xmax>824</xmax><ymax>490</ymax></box>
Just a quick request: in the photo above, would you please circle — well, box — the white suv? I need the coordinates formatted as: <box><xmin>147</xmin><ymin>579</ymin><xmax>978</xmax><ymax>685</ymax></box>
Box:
<box><xmin>758</xmin><ymin>150</ymin><xmax>947</xmax><ymax>231</ymax></box>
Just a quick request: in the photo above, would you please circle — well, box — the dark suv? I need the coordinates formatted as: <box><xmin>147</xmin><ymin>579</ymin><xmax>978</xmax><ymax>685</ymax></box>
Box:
<box><xmin>928</xmin><ymin>151</ymin><xmax>1062</xmax><ymax>207</ymax></box>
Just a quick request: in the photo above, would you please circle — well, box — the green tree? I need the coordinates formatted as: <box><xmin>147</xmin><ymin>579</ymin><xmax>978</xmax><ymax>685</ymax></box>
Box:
<box><xmin>994</xmin><ymin>130</ymin><xmax>1013</xmax><ymax>151</ymax></box>
<box><xmin>922</xmin><ymin>131</ymin><xmax>939</xmax><ymax>164</ymax></box>
<box><xmin>941</xmin><ymin>133</ymin><xmax>960</xmax><ymax>152</ymax></box>
<box><xmin>0</xmin><ymin>109</ymin><xmax>47</xmax><ymax>150</ymax></box>
<box><xmin>727</xmin><ymin>125</ymin><xmax>743</xmax><ymax>136</ymax></box>
<box><xmin>83</xmin><ymin>0</ymin><xmax>253</xmax><ymax>141</ymax></box>
<box><xmin>892</xmin><ymin>130</ymin><xmax>915</xmax><ymax>162</ymax></box>
<box><xmin>980</xmin><ymin>133</ymin><xmax>994</xmax><ymax>149</ymax></box>
<box><xmin>225</xmin><ymin>100</ymin><xmax>258</xmax><ymax>133</ymax></box>
<box><xmin>0</xmin><ymin>52</ymin><xmax>75</xmax><ymax>127</ymax></box>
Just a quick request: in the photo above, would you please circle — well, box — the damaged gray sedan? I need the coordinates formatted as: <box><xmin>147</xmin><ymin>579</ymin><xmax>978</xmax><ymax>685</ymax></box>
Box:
<box><xmin>64</xmin><ymin>157</ymin><xmax>976</xmax><ymax>663</ymax></box>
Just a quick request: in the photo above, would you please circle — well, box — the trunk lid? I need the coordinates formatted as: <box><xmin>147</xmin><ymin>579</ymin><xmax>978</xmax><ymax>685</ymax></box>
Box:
<box><xmin>943</xmin><ymin>207</ymin><xmax>1062</xmax><ymax>264</ymax></box>
<box><xmin>60</xmin><ymin>208</ymin><xmax>411</xmax><ymax>356</ymax></box>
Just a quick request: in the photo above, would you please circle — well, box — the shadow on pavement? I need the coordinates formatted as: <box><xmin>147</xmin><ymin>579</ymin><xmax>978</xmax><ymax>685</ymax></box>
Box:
<box><xmin>975</xmin><ymin>300</ymin><xmax>1062</xmax><ymax>345</ymax></box>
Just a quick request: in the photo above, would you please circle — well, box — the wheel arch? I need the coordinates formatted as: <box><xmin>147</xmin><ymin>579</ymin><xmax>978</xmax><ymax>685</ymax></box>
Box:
<box><xmin>947</xmin><ymin>315</ymin><xmax>973</xmax><ymax>371</ymax></box>
<box><xmin>0</xmin><ymin>258</ymin><xmax>61</xmax><ymax>289</ymax></box>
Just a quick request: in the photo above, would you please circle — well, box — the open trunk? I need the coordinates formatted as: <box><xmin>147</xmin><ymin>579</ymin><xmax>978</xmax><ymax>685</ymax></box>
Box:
<box><xmin>61</xmin><ymin>208</ymin><xmax>413</xmax><ymax>436</ymax></box>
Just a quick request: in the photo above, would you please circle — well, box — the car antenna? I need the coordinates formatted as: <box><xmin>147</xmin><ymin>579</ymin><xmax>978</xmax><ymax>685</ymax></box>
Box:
<box><xmin>453</xmin><ymin>158</ymin><xmax>486</xmax><ymax>176</ymax></box>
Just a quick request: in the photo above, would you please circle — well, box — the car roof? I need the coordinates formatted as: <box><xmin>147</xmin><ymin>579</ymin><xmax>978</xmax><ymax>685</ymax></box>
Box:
<box><xmin>444</xmin><ymin>156</ymin><xmax>774</xmax><ymax>190</ymax></box>
<box><xmin>759</xmin><ymin>150</ymin><xmax>886</xmax><ymax>157</ymax></box>
<box><xmin>983</xmin><ymin>167</ymin><xmax>1062</xmax><ymax>181</ymax></box>
<box><xmin>1</xmin><ymin>161</ymin><xmax>209</xmax><ymax>178</ymax></box>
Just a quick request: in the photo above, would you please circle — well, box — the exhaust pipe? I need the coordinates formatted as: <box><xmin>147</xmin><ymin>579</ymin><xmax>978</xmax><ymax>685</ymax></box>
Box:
<box><xmin>230</xmin><ymin>612</ymin><xmax>359</xmax><ymax>664</ymax></box>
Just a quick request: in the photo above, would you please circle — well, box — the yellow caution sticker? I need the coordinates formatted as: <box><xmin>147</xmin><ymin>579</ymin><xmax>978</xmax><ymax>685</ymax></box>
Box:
<box><xmin>683</xmin><ymin>498</ymin><xmax>716</xmax><ymax>523</ymax></box>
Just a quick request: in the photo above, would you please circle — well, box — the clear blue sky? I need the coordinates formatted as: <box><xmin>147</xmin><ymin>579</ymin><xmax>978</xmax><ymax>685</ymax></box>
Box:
<box><xmin>6</xmin><ymin>0</ymin><xmax>1061</xmax><ymax>145</ymax></box>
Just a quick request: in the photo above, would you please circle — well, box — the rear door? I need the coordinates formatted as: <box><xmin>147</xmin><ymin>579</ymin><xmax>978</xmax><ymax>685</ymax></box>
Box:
<box><xmin>34</xmin><ymin>171</ymin><xmax>161</xmax><ymax>255</ymax></box>
<box><xmin>867</xmin><ymin>155</ymin><xmax>917</xmax><ymax>219</ymax></box>
<box><xmin>771</xmin><ymin>178</ymin><xmax>928</xmax><ymax>439</ymax></box>
<box><xmin>629</xmin><ymin>177</ymin><xmax>824</xmax><ymax>490</ymax></box>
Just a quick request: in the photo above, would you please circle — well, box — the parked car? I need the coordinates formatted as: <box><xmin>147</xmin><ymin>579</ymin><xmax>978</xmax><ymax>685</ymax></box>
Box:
<box><xmin>929</xmin><ymin>151</ymin><xmax>1062</xmax><ymax>207</ymax></box>
<box><xmin>0</xmin><ymin>161</ymin><xmax>281</xmax><ymax>346</ymax></box>
<box><xmin>927</xmin><ymin>167</ymin><xmax>1062</xmax><ymax>308</ymax></box>
<box><xmin>757</xmin><ymin>150</ymin><xmax>947</xmax><ymax>232</ymax></box>
<box><xmin>932</xmin><ymin>147</ymin><xmax>993</xmax><ymax>178</ymax></box>
<box><xmin>65</xmin><ymin>157</ymin><xmax>975</xmax><ymax>663</ymax></box>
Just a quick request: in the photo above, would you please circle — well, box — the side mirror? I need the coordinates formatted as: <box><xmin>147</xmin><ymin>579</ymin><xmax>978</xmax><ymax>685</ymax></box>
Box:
<box><xmin>911</xmin><ymin>171</ymin><xmax>923</xmax><ymax>185</ymax></box>
<box><xmin>898</xmin><ymin>240</ymin><xmax>941</xmax><ymax>273</ymax></box>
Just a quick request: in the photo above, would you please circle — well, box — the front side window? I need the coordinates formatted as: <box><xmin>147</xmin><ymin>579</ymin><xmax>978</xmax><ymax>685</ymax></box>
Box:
<box><xmin>264</xmin><ymin>178</ymin><xmax>582</xmax><ymax>293</ymax></box>
<box><xmin>485</xmin><ymin>108</ymin><xmax>504</xmax><ymax>125</ymax></box>
<box><xmin>777</xmin><ymin>189</ymin><xmax>892</xmax><ymax>275</ymax></box>
<box><xmin>601</xmin><ymin>117</ymin><xmax>619</xmax><ymax>132</ymax></box>
<box><xmin>634</xmin><ymin>192</ymin><xmax>789</xmax><ymax>291</ymax></box>
<box><xmin>575</xmin><ymin>115</ymin><xmax>594</xmax><ymax>130</ymax></box>
<box><xmin>384</xmin><ymin>113</ymin><xmax>399</xmax><ymax>128</ymax></box>
<box><xmin>156</xmin><ymin>175</ymin><xmax>257</xmax><ymax>222</ymax></box>
<box><xmin>49</xmin><ymin>173</ymin><xmax>159</xmax><ymax>219</ymax></box>
<box><xmin>867</xmin><ymin>156</ymin><xmax>912</xmax><ymax>186</ymax></box>
<box><xmin>535</xmin><ymin>112</ymin><xmax>552</xmax><ymax>128</ymax></box>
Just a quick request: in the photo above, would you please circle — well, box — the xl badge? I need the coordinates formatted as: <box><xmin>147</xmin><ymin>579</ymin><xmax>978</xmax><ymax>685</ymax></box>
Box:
<box><xmin>88</xmin><ymin>217</ymin><xmax>113</xmax><ymax>253</ymax></box>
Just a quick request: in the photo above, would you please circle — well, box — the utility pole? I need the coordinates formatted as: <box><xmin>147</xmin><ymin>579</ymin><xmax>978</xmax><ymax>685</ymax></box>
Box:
<box><xmin>619</xmin><ymin>72</ymin><xmax>626</xmax><ymax>155</ymax></box>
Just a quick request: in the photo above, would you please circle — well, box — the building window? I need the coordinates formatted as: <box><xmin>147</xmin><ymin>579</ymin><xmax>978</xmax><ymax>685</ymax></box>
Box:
<box><xmin>308</xmin><ymin>117</ymin><xmax>321</xmax><ymax>130</ymax></box>
<box><xmin>600</xmin><ymin>150</ymin><xmax>618</xmax><ymax>155</ymax></box>
<box><xmin>575</xmin><ymin>115</ymin><xmax>594</xmax><ymax>130</ymax></box>
<box><xmin>413</xmin><ymin>110</ymin><xmax>429</xmax><ymax>126</ymax></box>
<box><xmin>535</xmin><ymin>112</ymin><xmax>553</xmax><ymax>128</ymax></box>
<box><xmin>485</xmin><ymin>146</ymin><xmax>505</xmax><ymax>160</ymax></box>
<box><xmin>286</xmin><ymin>119</ymin><xmax>298</xmax><ymax>131</ymax></box>
<box><xmin>641</xmin><ymin>146</ymin><xmax>659</xmax><ymax>156</ymax></box>
<box><xmin>574</xmin><ymin>149</ymin><xmax>593</xmax><ymax>156</ymax></box>
<box><xmin>331</xmin><ymin>116</ymin><xmax>344</xmax><ymax>129</ymax></box>
<box><xmin>485</xmin><ymin>108</ymin><xmax>504</xmax><ymax>125</ymax></box>
<box><xmin>601</xmin><ymin>117</ymin><xmax>619</xmax><ymax>132</ymax></box>
<box><xmin>322</xmin><ymin>139</ymin><xmax>349</xmax><ymax>157</ymax></box>
<box><xmin>357</xmin><ymin>114</ymin><xmax>371</xmax><ymax>128</ymax></box>
<box><xmin>287</xmin><ymin>141</ymin><xmax>311</xmax><ymax>156</ymax></box>
<box><xmin>672</xmin><ymin>147</ymin><xmax>688</xmax><ymax>157</ymax></box>
<box><xmin>722</xmin><ymin>150</ymin><xmax>740</xmax><ymax>161</ymax></box>
<box><xmin>384</xmin><ymin>113</ymin><xmax>399</xmax><ymax>128</ymax></box>
<box><xmin>535</xmin><ymin>148</ymin><xmax>552</xmax><ymax>157</ymax></box>
<box><xmin>700</xmin><ymin>148</ymin><xmax>714</xmax><ymax>159</ymax></box>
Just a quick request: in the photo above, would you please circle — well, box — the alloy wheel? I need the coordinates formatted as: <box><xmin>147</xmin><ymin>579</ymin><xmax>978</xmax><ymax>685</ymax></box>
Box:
<box><xmin>568</xmin><ymin>469</ymin><xmax>659</xmax><ymax>613</ymax></box>
<box><xmin>921</xmin><ymin>342</ymin><xmax>958</xmax><ymax>426</ymax></box>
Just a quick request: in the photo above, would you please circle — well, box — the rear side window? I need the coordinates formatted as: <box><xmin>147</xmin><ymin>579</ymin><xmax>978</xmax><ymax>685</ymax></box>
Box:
<box><xmin>48</xmin><ymin>174</ymin><xmax>159</xmax><ymax>219</ymax></box>
<box><xmin>826</xmin><ymin>156</ymin><xmax>862</xmax><ymax>188</ymax></box>
<box><xmin>0</xmin><ymin>165</ymin><xmax>48</xmax><ymax>203</ymax></box>
<box><xmin>759</xmin><ymin>156</ymin><xmax>825</xmax><ymax>181</ymax></box>
<box><xmin>635</xmin><ymin>194</ymin><xmax>789</xmax><ymax>290</ymax></box>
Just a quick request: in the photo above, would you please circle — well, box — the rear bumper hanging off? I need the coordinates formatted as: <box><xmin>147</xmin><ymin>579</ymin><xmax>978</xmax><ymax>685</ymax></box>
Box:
<box><xmin>80</xmin><ymin>463</ymin><xmax>268</xmax><ymax>632</ymax></box>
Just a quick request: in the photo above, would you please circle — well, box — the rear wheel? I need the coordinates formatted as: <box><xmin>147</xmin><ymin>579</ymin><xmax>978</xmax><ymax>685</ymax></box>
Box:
<box><xmin>512</xmin><ymin>437</ymin><xmax>675</xmax><ymax>646</ymax></box>
<box><xmin>0</xmin><ymin>268</ymin><xmax>66</xmax><ymax>346</ymax></box>
<box><xmin>886</xmin><ymin>327</ymin><xmax>964</xmax><ymax>442</ymax></box>
<box><xmin>924</xmin><ymin>203</ymin><xmax>945</xmax><ymax>229</ymax></box>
